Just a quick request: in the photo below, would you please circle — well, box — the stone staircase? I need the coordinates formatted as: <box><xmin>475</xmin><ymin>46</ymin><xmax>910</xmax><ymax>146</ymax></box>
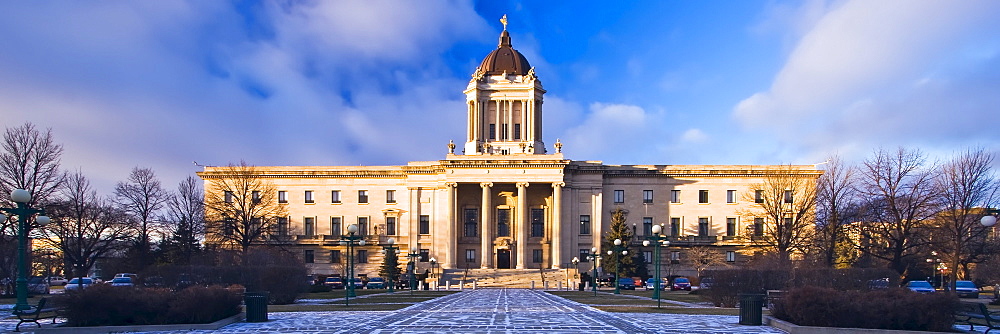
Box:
<box><xmin>436</xmin><ymin>268</ymin><xmax>578</xmax><ymax>289</ymax></box>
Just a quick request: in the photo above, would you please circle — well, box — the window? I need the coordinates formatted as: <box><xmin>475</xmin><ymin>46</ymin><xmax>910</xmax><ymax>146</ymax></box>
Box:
<box><xmin>670</xmin><ymin>251</ymin><xmax>680</xmax><ymax>262</ymax></box>
<box><xmin>386</xmin><ymin>190</ymin><xmax>396</xmax><ymax>204</ymax></box>
<box><xmin>579</xmin><ymin>249</ymin><xmax>590</xmax><ymax>262</ymax></box>
<box><xmin>419</xmin><ymin>215</ymin><xmax>430</xmax><ymax>234</ymax></box>
<box><xmin>223</xmin><ymin>218</ymin><xmax>234</xmax><ymax>236</ymax></box>
<box><xmin>330</xmin><ymin>250</ymin><xmax>341</xmax><ymax>264</ymax></box>
<box><xmin>531</xmin><ymin>209</ymin><xmax>544</xmax><ymax>237</ymax></box>
<box><xmin>331</xmin><ymin>190</ymin><xmax>341</xmax><ymax>203</ymax></box>
<box><xmin>498</xmin><ymin>209</ymin><xmax>510</xmax><ymax>237</ymax></box>
<box><xmin>784</xmin><ymin>217</ymin><xmax>793</xmax><ymax>226</ymax></box>
<box><xmin>358</xmin><ymin>217</ymin><xmax>369</xmax><ymax>236</ymax></box>
<box><xmin>304</xmin><ymin>217</ymin><xmax>315</xmax><ymax>237</ymax></box>
<box><xmin>784</xmin><ymin>190</ymin><xmax>793</xmax><ymax>203</ymax></box>
<box><xmin>514</xmin><ymin>124</ymin><xmax>521</xmax><ymax>140</ymax></box>
<box><xmin>464</xmin><ymin>209</ymin><xmax>478</xmax><ymax>237</ymax></box>
<box><xmin>727</xmin><ymin>190</ymin><xmax>736</xmax><ymax>203</ymax></box>
<box><xmin>613</xmin><ymin>190</ymin><xmax>625</xmax><ymax>204</ymax></box>
<box><xmin>643</xmin><ymin>217</ymin><xmax>653</xmax><ymax>236</ymax></box>
<box><xmin>419</xmin><ymin>249</ymin><xmax>429</xmax><ymax>262</ymax></box>
<box><xmin>698</xmin><ymin>190</ymin><xmax>709</xmax><ymax>203</ymax></box>
<box><xmin>726</xmin><ymin>218</ymin><xmax>737</xmax><ymax>237</ymax></box>
<box><xmin>501</xmin><ymin>124</ymin><xmax>509</xmax><ymax>140</ymax></box>
<box><xmin>330</xmin><ymin>217</ymin><xmax>341</xmax><ymax>236</ymax></box>
<box><xmin>579</xmin><ymin>215</ymin><xmax>591</xmax><ymax>235</ymax></box>
<box><xmin>670</xmin><ymin>190</ymin><xmax>680</xmax><ymax>203</ymax></box>
<box><xmin>358</xmin><ymin>190</ymin><xmax>368</xmax><ymax>204</ymax></box>
<box><xmin>670</xmin><ymin>217</ymin><xmax>681</xmax><ymax>236</ymax></box>
<box><xmin>357</xmin><ymin>250</ymin><xmax>368</xmax><ymax>263</ymax></box>
<box><xmin>755</xmin><ymin>190</ymin><xmax>764</xmax><ymax>203</ymax></box>
<box><xmin>753</xmin><ymin>218</ymin><xmax>764</xmax><ymax>237</ymax></box>
<box><xmin>224</xmin><ymin>191</ymin><xmax>233</xmax><ymax>203</ymax></box>
<box><xmin>698</xmin><ymin>217</ymin><xmax>709</xmax><ymax>236</ymax></box>
<box><xmin>726</xmin><ymin>251</ymin><xmax>736</xmax><ymax>262</ymax></box>
<box><xmin>304</xmin><ymin>190</ymin><xmax>314</xmax><ymax>204</ymax></box>
<box><xmin>465</xmin><ymin>249</ymin><xmax>476</xmax><ymax>263</ymax></box>
<box><xmin>252</xmin><ymin>191</ymin><xmax>261</xmax><ymax>203</ymax></box>
<box><xmin>385</xmin><ymin>216</ymin><xmax>396</xmax><ymax>235</ymax></box>
<box><xmin>532</xmin><ymin>249</ymin><xmax>543</xmax><ymax>263</ymax></box>
<box><xmin>277</xmin><ymin>217</ymin><xmax>288</xmax><ymax>236</ymax></box>
<box><xmin>304</xmin><ymin>250</ymin><xmax>314</xmax><ymax>263</ymax></box>
<box><xmin>643</xmin><ymin>190</ymin><xmax>653</xmax><ymax>204</ymax></box>
<box><xmin>278</xmin><ymin>191</ymin><xmax>287</xmax><ymax>203</ymax></box>
<box><xmin>489</xmin><ymin>124</ymin><xmax>496</xmax><ymax>140</ymax></box>
<box><xmin>643</xmin><ymin>251</ymin><xmax>652</xmax><ymax>263</ymax></box>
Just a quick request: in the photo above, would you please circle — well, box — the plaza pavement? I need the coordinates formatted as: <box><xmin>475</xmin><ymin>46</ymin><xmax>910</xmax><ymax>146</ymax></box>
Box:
<box><xmin>4</xmin><ymin>288</ymin><xmax>788</xmax><ymax>333</ymax></box>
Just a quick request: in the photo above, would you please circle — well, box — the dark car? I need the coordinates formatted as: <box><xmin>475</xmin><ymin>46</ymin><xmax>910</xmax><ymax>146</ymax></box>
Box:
<box><xmin>955</xmin><ymin>281</ymin><xmax>979</xmax><ymax>298</ymax></box>
<box><xmin>906</xmin><ymin>280</ymin><xmax>935</xmax><ymax>293</ymax></box>
<box><xmin>27</xmin><ymin>277</ymin><xmax>49</xmax><ymax>294</ymax></box>
<box><xmin>617</xmin><ymin>277</ymin><xmax>636</xmax><ymax>290</ymax></box>
<box><xmin>366</xmin><ymin>277</ymin><xmax>387</xmax><ymax>289</ymax></box>
<box><xmin>324</xmin><ymin>276</ymin><xmax>345</xmax><ymax>289</ymax></box>
<box><xmin>597</xmin><ymin>277</ymin><xmax>614</xmax><ymax>287</ymax></box>
<box><xmin>671</xmin><ymin>277</ymin><xmax>692</xmax><ymax>291</ymax></box>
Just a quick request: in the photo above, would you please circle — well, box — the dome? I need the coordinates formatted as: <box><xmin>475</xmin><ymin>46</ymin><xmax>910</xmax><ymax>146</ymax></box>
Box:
<box><xmin>477</xmin><ymin>30</ymin><xmax>531</xmax><ymax>76</ymax></box>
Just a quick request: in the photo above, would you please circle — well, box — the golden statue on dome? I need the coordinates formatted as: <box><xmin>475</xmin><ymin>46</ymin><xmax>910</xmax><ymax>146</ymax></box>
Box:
<box><xmin>500</xmin><ymin>14</ymin><xmax>508</xmax><ymax>31</ymax></box>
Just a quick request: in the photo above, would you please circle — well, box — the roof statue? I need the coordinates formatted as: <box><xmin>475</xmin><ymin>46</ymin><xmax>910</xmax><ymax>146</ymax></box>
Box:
<box><xmin>500</xmin><ymin>14</ymin><xmax>508</xmax><ymax>31</ymax></box>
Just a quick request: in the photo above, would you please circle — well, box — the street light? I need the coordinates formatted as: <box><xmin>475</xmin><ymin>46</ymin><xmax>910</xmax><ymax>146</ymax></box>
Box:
<box><xmin>571</xmin><ymin>257</ymin><xmax>580</xmax><ymax>289</ymax></box>
<box><xmin>406</xmin><ymin>247</ymin><xmax>420</xmax><ymax>293</ymax></box>
<box><xmin>643</xmin><ymin>224</ymin><xmax>670</xmax><ymax>308</ymax></box>
<box><xmin>381</xmin><ymin>237</ymin><xmax>399</xmax><ymax>293</ymax></box>
<box><xmin>981</xmin><ymin>208</ymin><xmax>998</xmax><ymax>227</ymax></box>
<box><xmin>339</xmin><ymin>224</ymin><xmax>366</xmax><ymax>305</ymax></box>
<box><xmin>610</xmin><ymin>238</ymin><xmax>627</xmax><ymax>295</ymax></box>
<box><xmin>0</xmin><ymin>189</ymin><xmax>51</xmax><ymax>312</ymax></box>
<box><xmin>584</xmin><ymin>247</ymin><xmax>601</xmax><ymax>296</ymax></box>
<box><xmin>429</xmin><ymin>257</ymin><xmax>438</xmax><ymax>289</ymax></box>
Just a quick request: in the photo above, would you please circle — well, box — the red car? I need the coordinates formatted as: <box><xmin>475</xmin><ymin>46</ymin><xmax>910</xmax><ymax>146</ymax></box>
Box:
<box><xmin>671</xmin><ymin>277</ymin><xmax>692</xmax><ymax>291</ymax></box>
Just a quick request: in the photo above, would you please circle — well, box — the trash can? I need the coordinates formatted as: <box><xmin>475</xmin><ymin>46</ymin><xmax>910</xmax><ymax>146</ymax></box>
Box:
<box><xmin>578</xmin><ymin>282</ymin><xmax>585</xmax><ymax>291</ymax></box>
<box><xmin>244</xmin><ymin>291</ymin><xmax>269</xmax><ymax>322</ymax></box>
<box><xmin>738</xmin><ymin>293</ymin><xmax>766</xmax><ymax>326</ymax></box>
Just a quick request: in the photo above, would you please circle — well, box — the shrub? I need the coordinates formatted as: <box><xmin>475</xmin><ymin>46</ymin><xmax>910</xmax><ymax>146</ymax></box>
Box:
<box><xmin>699</xmin><ymin>268</ymin><xmax>900</xmax><ymax>307</ymax></box>
<box><xmin>56</xmin><ymin>284</ymin><xmax>242</xmax><ymax>327</ymax></box>
<box><xmin>772</xmin><ymin>286</ymin><xmax>958</xmax><ymax>331</ymax></box>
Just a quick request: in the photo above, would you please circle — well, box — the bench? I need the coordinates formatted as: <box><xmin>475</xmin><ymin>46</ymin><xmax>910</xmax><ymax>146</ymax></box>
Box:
<box><xmin>955</xmin><ymin>301</ymin><xmax>1000</xmax><ymax>333</ymax></box>
<box><xmin>12</xmin><ymin>298</ymin><xmax>61</xmax><ymax>332</ymax></box>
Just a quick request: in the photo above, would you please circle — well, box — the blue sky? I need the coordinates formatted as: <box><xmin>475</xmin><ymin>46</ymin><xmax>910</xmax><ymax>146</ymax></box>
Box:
<box><xmin>1</xmin><ymin>0</ymin><xmax>998</xmax><ymax>194</ymax></box>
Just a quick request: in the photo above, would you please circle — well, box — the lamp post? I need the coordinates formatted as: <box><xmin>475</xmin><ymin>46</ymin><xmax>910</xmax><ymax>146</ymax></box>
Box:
<box><xmin>584</xmin><ymin>247</ymin><xmax>601</xmax><ymax>296</ymax></box>
<box><xmin>643</xmin><ymin>224</ymin><xmax>670</xmax><ymax>308</ymax></box>
<box><xmin>571</xmin><ymin>257</ymin><xmax>580</xmax><ymax>290</ymax></box>
<box><xmin>339</xmin><ymin>224</ymin><xmax>366</xmax><ymax>305</ymax></box>
<box><xmin>381</xmin><ymin>237</ymin><xmax>399</xmax><ymax>293</ymax></box>
<box><xmin>926</xmin><ymin>254</ymin><xmax>943</xmax><ymax>290</ymax></box>
<box><xmin>429</xmin><ymin>257</ymin><xmax>438</xmax><ymax>289</ymax></box>
<box><xmin>406</xmin><ymin>247</ymin><xmax>420</xmax><ymax>293</ymax></box>
<box><xmin>609</xmin><ymin>238</ymin><xmax>627</xmax><ymax>295</ymax></box>
<box><xmin>0</xmin><ymin>189</ymin><xmax>52</xmax><ymax>312</ymax></box>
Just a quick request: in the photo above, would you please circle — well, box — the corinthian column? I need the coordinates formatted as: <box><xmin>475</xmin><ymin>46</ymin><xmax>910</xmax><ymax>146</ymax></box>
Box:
<box><xmin>516</xmin><ymin>182</ymin><xmax>529</xmax><ymax>269</ymax></box>
<box><xmin>480</xmin><ymin>182</ymin><xmax>493</xmax><ymax>268</ymax></box>
<box><xmin>551</xmin><ymin>182</ymin><xmax>564</xmax><ymax>269</ymax></box>
<box><xmin>444</xmin><ymin>182</ymin><xmax>457</xmax><ymax>268</ymax></box>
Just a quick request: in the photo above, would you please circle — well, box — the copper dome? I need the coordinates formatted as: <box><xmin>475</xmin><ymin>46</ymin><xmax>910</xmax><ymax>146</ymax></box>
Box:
<box><xmin>477</xmin><ymin>30</ymin><xmax>531</xmax><ymax>76</ymax></box>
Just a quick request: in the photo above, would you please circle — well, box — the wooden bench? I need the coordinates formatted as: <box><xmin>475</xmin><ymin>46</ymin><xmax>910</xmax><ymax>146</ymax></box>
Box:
<box><xmin>955</xmin><ymin>301</ymin><xmax>1000</xmax><ymax>333</ymax></box>
<box><xmin>12</xmin><ymin>298</ymin><xmax>61</xmax><ymax>332</ymax></box>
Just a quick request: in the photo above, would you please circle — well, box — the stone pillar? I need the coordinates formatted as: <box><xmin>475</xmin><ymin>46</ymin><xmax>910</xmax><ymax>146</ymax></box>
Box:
<box><xmin>444</xmin><ymin>182</ymin><xmax>457</xmax><ymax>268</ymax></box>
<box><xmin>516</xmin><ymin>182</ymin><xmax>529</xmax><ymax>269</ymax></box>
<box><xmin>480</xmin><ymin>182</ymin><xmax>493</xmax><ymax>269</ymax></box>
<box><xmin>551</xmin><ymin>182</ymin><xmax>564</xmax><ymax>269</ymax></box>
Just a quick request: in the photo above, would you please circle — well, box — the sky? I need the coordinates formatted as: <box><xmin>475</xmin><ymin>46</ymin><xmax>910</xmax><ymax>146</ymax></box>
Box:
<box><xmin>0</xmin><ymin>0</ymin><xmax>998</xmax><ymax>195</ymax></box>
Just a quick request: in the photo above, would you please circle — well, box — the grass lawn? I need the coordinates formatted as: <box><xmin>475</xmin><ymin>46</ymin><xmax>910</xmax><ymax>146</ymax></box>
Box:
<box><xmin>278</xmin><ymin>290</ymin><xmax>458</xmax><ymax>312</ymax></box>
<box><xmin>618</xmin><ymin>289</ymin><xmax>706</xmax><ymax>304</ymax></box>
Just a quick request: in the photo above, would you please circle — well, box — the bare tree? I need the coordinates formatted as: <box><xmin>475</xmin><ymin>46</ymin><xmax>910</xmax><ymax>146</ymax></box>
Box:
<box><xmin>686</xmin><ymin>246</ymin><xmax>727</xmax><ymax>278</ymax></box>
<box><xmin>933</xmin><ymin>148</ymin><xmax>998</xmax><ymax>290</ymax></box>
<box><xmin>37</xmin><ymin>171</ymin><xmax>133</xmax><ymax>279</ymax></box>
<box><xmin>114</xmin><ymin>167</ymin><xmax>168</xmax><ymax>270</ymax></box>
<box><xmin>815</xmin><ymin>155</ymin><xmax>860</xmax><ymax>268</ymax></box>
<box><xmin>202</xmin><ymin>161</ymin><xmax>286</xmax><ymax>265</ymax></box>
<box><xmin>741</xmin><ymin>165</ymin><xmax>820</xmax><ymax>263</ymax></box>
<box><xmin>853</xmin><ymin>147</ymin><xmax>938</xmax><ymax>277</ymax></box>
<box><xmin>160</xmin><ymin>175</ymin><xmax>205</xmax><ymax>265</ymax></box>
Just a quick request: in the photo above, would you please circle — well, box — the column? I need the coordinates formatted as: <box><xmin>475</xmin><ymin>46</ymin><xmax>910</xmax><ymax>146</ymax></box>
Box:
<box><xmin>444</xmin><ymin>182</ymin><xmax>457</xmax><ymax>268</ymax></box>
<box><xmin>516</xmin><ymin>182</ymin><xmax>529</xmax><ymax>269</ymax></box>
<box><xmin>550</xmin><ymin>182</ymin><xmax>564</xmax><ymax>269</ymax></box>
<box><xmin>480</xmin><ymin>182</ymin><xmax>493</xmax><ymax>268</ymax></box>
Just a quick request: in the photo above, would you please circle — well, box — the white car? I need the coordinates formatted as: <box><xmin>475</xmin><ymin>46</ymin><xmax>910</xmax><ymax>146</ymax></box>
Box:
<box><xmin>48</xmin><ymin>276</ymin><xmax>67</xmax><ymax>286</ymax></box>
<box><xmin>64</xmin><ymin>277</ymin><xmax>95</xmax><ymax>291</ymax></box>
<box><xmin>110</xmin><ymin>277</ymin><xmax>134</xmax><ymax>287</ymax></box>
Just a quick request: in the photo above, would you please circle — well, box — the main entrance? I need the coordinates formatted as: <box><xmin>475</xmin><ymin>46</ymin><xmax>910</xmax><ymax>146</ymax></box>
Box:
<box><xmin>497</xmin><ymin>249</ymin><xmax>511</xmax><ymax>269</ymax></box>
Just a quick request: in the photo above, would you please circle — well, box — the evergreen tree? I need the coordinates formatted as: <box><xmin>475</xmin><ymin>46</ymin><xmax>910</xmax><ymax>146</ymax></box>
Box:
<box><xmin>379</xmin><ymin>248</ymin><xmax>402</xmax><ymax>283</ymax></box>
<box><xmin>601</xmin><ymin>207</ymin><xmax>636</xmax><ymax>276</ymax></box>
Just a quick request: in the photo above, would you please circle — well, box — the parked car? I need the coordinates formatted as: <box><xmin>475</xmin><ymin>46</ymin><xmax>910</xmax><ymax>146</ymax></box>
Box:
<box><xmin>348</xmin><ymin>277</ymin><xmax>364</xmax><ymax>289</ymax></box>
<box><xmin>64</xmin><ymin>277</ymin><xmax>95</xmax><ymax>291</ymax></box>
<box><xmin>699</xmin><ymin>277</ymin><xmax>714</xmax><ymax>290</ymax></box>
<box><xmin>366</xmin><ymin>277</ymin><xmax>387</xmax><ymax>289</ymax></box>
<box><xmin>27</xmin><ymin>277</ymin><xmax>49</xmax><ymax>294</ymax></box>
<box><xmin>115</xmin><ymin>273</ymin><xmax>138</xmax><ymax>281</ymax></box>
<box><xmin>645</xmin><ymin>278</ymin><xmax>667</xmax><ymax>290</ymax></box>
<box><xmin>617</xmin><ymin>277</ymin><xmax>636</xmax><ymax>290</ymax></box>
<box><xmin>110</xmin><ymin>277</ymin><xmax>134</xmax><ymax>287</ymax></box>
<box><xmin>324</xmin><ymin>276</ymin><xmax>345</xmax><ymax>289</ymax></box>
<box><xmin>48</xmin><ymin>276</ymin><xmax>67</xmax><ymax>286</ymax></box>
<box><xmin>597</xmin><ymin>277</ymin><xmax>614</xmax><ymax>287</ymax></box>
<box><xmin>671</xmin><ymin>277</ymin><xmax>692</xmax><ymax>291</ymax></box>
<box><xmin>867</xmin><ymin>278</ymin><xmax>890</xmax><ymax>290</ymax></box>
<box><xmin>905</xmin><ymin>280</ymin><xmax>935</xmax><ymax>293</ymax></box>
<box><xmin>955</xmin><ymin>281</ymin><xmax>980</xmax><ymax>298</ymax></box>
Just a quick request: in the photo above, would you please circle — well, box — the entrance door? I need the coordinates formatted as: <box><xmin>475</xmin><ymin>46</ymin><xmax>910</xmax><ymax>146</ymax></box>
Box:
<box><xmin>496</xmin><ymin>249</ymin><xmax>511</xmax><ymax>269</ymax></box>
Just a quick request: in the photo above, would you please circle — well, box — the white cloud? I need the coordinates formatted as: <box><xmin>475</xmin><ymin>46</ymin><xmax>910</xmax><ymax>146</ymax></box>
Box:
<box><xmin>680</xmin><ymin>129</ymin><xmax>708</xmax><ymax>143</ymax></box>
